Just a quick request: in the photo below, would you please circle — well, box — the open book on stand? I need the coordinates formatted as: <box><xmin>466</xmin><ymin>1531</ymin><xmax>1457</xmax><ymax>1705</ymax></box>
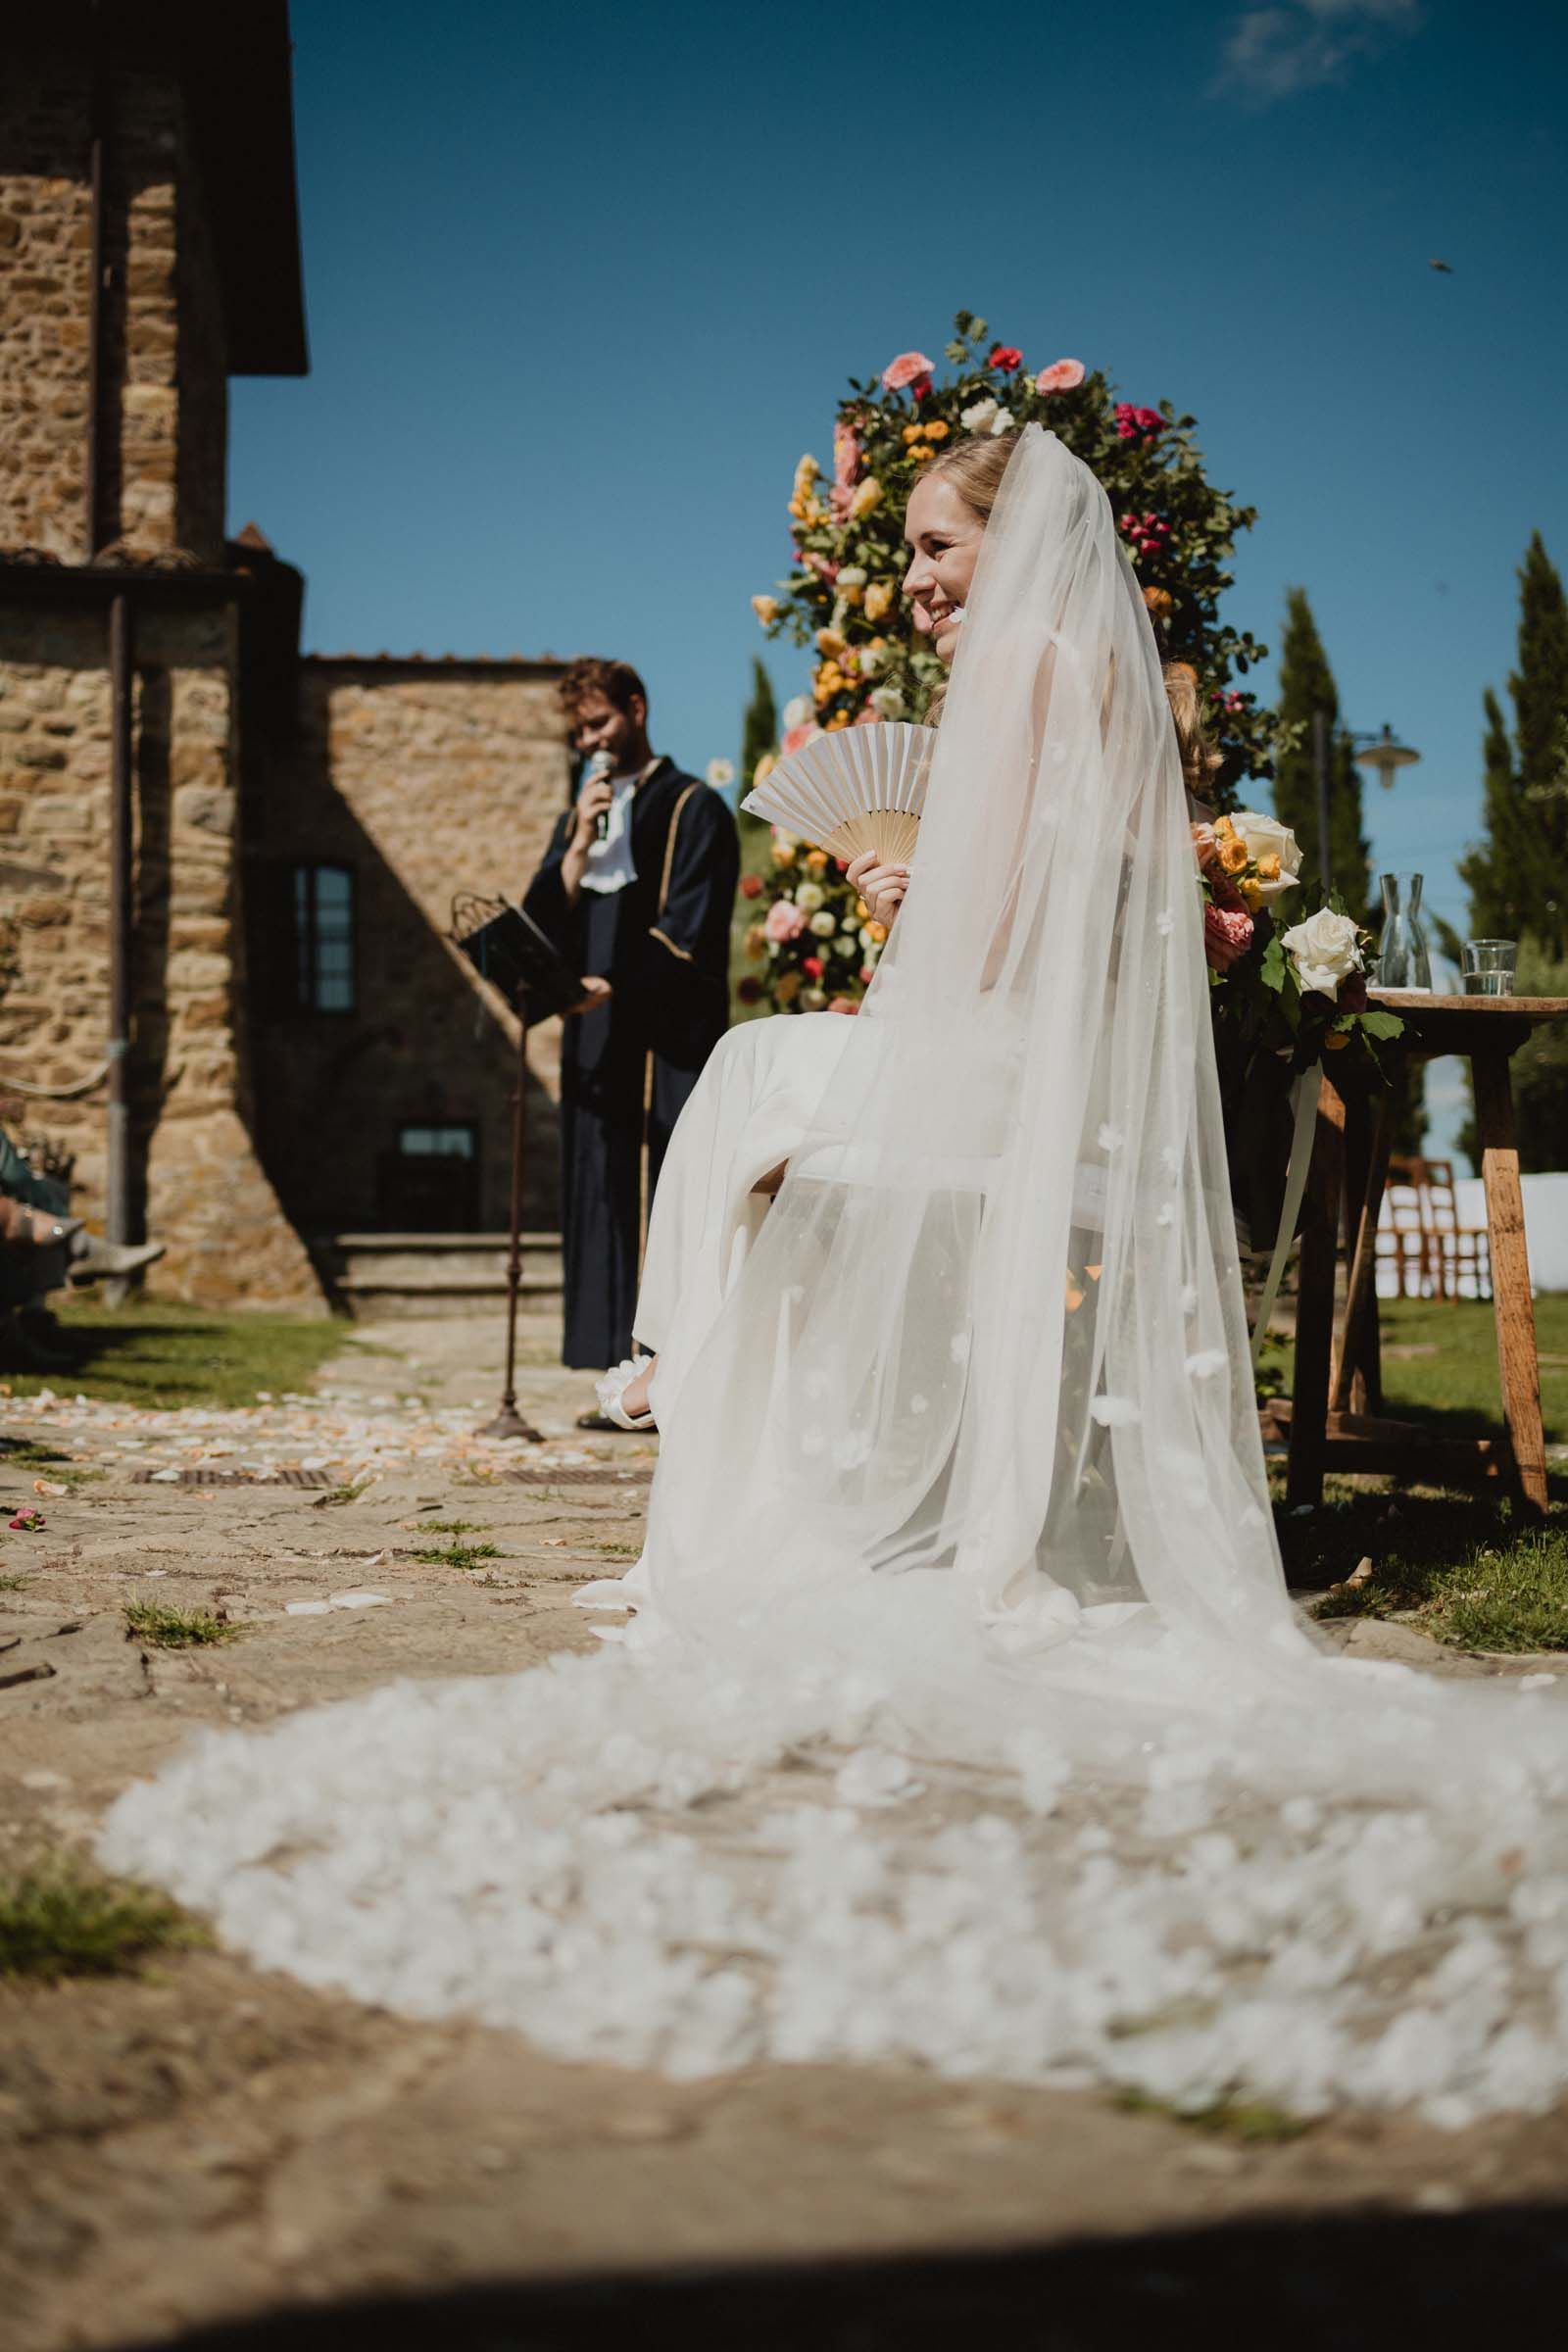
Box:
<box><xmin>450</xmin><ymin>894</ymin><xmax>587</xmax><ymax>1026</ymax></box>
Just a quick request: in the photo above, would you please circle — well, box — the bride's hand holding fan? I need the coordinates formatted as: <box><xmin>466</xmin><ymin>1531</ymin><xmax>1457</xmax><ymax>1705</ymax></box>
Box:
<box><xmin>845</xmin><ymin>849</ymin><xmax>909</xmax><ymax>929</ymax></box>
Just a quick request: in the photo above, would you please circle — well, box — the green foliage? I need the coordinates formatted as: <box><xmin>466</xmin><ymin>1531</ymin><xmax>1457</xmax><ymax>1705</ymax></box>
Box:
<box><xmin>1314</xmin><ymin>1521</ymin><xmax>1568</xmax><ymax>1653</ymax></box>
<box><xmin>123</xmin><ymin>1600</ymin><xmax>245</xmax><ymax>1648</ymax></box>
<box><xmin>4</xmin><ymin>1298</ymin><xmax>347</xmax><ymax>1409</ymax></box>
<box><xmin>752</xmin><ymin>313</ymin><xmax>1281</xmax><ymax>801</ymax></box>
<box><xmin>1460</xmin><ymin>532</ymin><xmax>1568</xmax><ymax>957</ymax></box>
<box><xmin>313</xmin><ymin>1480</ymin><xmax>370</xmax><ymax>1509</ymax></box>
<box><xmin>740</xmin><ymin>657</ymin><xmax>777</xmax><ymax>792</ymax></box>
<box><xmin>413</xmin><ymin>1537</ymin><xmax>499</xmax><ymax>1570</ymax></box>
<box><xmin>1270</xmin><ymin>588</ymin><xmax>1372</xmax><ymax>924</ymax></box>
<box><xmin>1506</xmin><ymin>934</ymin><xmax>1568</xmax><ymax>1171</ymax></box>
<box><xmin>0</xmin><ymin>1864</ymin><xmax>205</xmax><ymax>1982</ymax></box>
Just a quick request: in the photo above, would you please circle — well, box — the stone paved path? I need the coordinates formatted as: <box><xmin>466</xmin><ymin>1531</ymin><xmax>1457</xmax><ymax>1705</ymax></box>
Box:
<box><xmin>2</xmin><ymin>1311</ymin><xmax>1566</xmax><ymax>2350</ymax></box>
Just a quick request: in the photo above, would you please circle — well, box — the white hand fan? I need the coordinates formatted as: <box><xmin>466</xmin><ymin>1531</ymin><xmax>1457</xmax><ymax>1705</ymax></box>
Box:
<box><xmin>742</xmin><ymin>721</ymin><xmax>936</xmax><ymax>866</ymax></box>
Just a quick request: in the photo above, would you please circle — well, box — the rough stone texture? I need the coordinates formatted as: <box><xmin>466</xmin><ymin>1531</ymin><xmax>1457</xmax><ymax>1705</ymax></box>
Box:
<box><xmin>0</xmin><ymin>61</ymin><xmax>95</xmax><ymax>558</ymax></box>
<box><xmin>0</xmin><ymin>601</ymin><xmax>322</xmax><ymax>1309</ymax></box>
<box><xmin>247</xmin><ymin>661</ymin><xmax>571</xmax><ymax>1237</ymax></box>
<box><xmin>0</xmin><ymin>64</ymin><xmax>226</xmax><ymax>563</ymax></box>
<box><xmin>1</xmin><ymin>45</ymin><xmax>571</xmax><ymax>1306</ymax></box>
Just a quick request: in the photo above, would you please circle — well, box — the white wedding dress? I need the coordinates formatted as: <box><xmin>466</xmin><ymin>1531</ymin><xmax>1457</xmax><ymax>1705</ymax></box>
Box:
<box><xmin>102</xmin><ymin>432</ymin><xmax>1568</xmax><ymax>2126</ymax></box>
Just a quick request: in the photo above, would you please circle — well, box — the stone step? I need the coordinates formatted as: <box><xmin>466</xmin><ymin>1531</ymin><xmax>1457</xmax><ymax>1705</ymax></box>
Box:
<box><xmin>316</xmin><ymin>1232</ymin><xmax>564</xmax><ymax>1319</ymax></box>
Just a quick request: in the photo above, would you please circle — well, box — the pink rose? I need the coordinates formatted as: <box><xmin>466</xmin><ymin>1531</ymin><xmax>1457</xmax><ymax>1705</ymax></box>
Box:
<box><xmin>1035</xmin><ymin>358</ymin><xmax>1086</xmax><ymax>394</ymax></box>
<box><xmin>1203</xmin><ymin>902</ymin><xmax>1254</xmax><ymax>960</ymax></box>
<box><xmin>833</xmin><ymin>420</ymin><xmax>863</xmax><ymax>487</ymax></box>
<box><xmin>803</xmin><ymin>552</ymin><xmax>839</xmax><ymax>584</ymax></box>
<box><xmin>780</xmin><ymin>721</ymin><xmax>818</xmax><ymax>758</ymax></box>
<box><xmin>764</xmin><ymin>899</ymin><xmax>807</xmax><ymax>945</ymax></box>
<box><xmin>1114</xmin><ymin>403</ymin><xmax>1164</xmax><ymax>440</ymax></box>
<box><xmin>881</xmin><ymin>350</ymin><xmax>935</xmax><ymax>393</ymax></box>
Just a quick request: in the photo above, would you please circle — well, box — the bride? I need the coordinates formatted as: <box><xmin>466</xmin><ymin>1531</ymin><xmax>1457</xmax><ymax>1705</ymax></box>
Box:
<box><xmin>103</xmin><ymin>428</ymin><xmax>1568</xmax><ymax>2124</ymax></box>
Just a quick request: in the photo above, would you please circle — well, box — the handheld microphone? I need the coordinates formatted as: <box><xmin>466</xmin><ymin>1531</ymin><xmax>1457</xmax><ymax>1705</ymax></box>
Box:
<box><xmin>585</xmin><ymin>749</ymin><xmax>615</xmax><ymax>844</ymax></box>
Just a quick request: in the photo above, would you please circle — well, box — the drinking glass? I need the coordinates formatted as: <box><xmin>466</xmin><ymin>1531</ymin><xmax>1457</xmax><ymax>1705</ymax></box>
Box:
<box><xmin>1462</xmin><ymin>940</ymin><xmax>1517</xmax><ymax>996</ymax></box>
<box><xmin>1377</xmin><ymin>873</ymin><xmax>1432</xmax><ymax>991</ymax></box>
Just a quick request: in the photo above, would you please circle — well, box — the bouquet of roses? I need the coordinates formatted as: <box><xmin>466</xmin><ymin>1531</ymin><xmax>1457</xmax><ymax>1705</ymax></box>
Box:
<box><xmin>1195</xmin><ymin>812</ymin><xmax>1401</xmax><ymax>1076</ymax></box>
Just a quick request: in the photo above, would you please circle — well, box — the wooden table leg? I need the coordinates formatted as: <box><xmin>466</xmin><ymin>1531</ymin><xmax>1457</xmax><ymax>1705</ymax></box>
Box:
<box><xmin>1332</xmin><ymin>1084</ymin><xmax>1393</xmax><ymax>1416</ymax></box>
<box><xmin>1287</xmin><ymin>1071</ymin><xmax>1346</xmax><ymax>1510</ymax></box>
<box><xmin>1473</xmin><ymin>1046</ymin><xmax>1548</xmax><ymax>1513</ymax></box>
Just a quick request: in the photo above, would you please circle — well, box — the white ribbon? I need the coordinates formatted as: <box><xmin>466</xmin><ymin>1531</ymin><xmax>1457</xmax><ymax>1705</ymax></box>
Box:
<box><xmin>1249</xmin><ymin>1062</ymin><xmax>1322</xmax><ymax>1367</ymax></box>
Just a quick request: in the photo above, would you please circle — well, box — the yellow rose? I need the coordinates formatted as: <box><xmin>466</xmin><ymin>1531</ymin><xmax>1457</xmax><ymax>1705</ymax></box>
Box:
<box><xmin>910</xmin><ymin>443</ymin><xmax>934</xmax><ymax>464</ymax></box>
<box><xmin>902</xmin><ymin>424</ymin><xmax>922</xmax><ymax>445</ymax></box>
<box><xmin>825</xmin><ymin>710</ymin><xmax>851</xmax><ymax>730</ymax></box>
<box><xmin>815</xmin><ymin>626</ymin><xmax>848</xmax><ymax>658</ymax></box>
<box><xmin>772</xmin><ymin>841</ymin><xmax>797</xmax><ymax>867</ymax></box>
<box><xmin>1219</xmin><ymin>836</ymin><xmax>1250</xmax><ymax>875</ymax></box>
<box><xmin>752</xmin><ymin>594</ymin><xmax>782</xmax><ymax>626</ymax></box>
<box><xmin>805</xmin><ymin>848</ymin><xmax>829</xmax><ymax>873</ymax></box>
<box><xmin>745</xmin><ymin>924</ymin><xmax>767</xmax><ymax>957</ymax></box>
<box><xmin>923</xmin><ymin>419</ymin><xmax>951</xmax><ymax>442</ymax></box>
<box><xmin>1255</xmin><ymin>853</ymin><xmax>1281</xmax><ymax>882</ymax></box>
<box><xmin>865</xmin><ymin>920</ymin><xmax>888</xmax><ymax>944</ymax></box>
<box><xmin>1240</xmin><ymin>879</ymin><xmax>1263</xmax><ymax>913</ymax></box>
<box><xmin>863</xmin><ymin>581</ymin><xmax>895</xmax><ymax>623</ymax></box>
<box><xmin>849</xmin><ymin>477</ymin><xmax>882</xmax><ymax>519</ymax></box>
<box><xmin>1214</xmin><ymin>815</ymin><xmax>1237</xmax><ymax>841</ymax></box>
<box><xmin>793</xmin><ymin>454</ymin><xmax>819</xmax><ymax>489</ymax></box>
<box><xmin>775</xmin><ymin>971</ymin><xmax>803</xmax><ymax>1004</ymax></box>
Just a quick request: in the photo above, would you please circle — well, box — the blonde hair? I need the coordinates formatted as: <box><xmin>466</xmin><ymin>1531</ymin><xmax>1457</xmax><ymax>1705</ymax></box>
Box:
<box><xmin>923</xmin><ymin>431</ymin><xmax>1222</xmax><ymax>794</ymax></box>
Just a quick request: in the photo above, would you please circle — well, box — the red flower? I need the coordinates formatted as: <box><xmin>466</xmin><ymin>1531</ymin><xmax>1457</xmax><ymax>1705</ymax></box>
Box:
<box><xmin>988</xmin><ymin>345</ymin><xmax>1024</xmax><ymax>372</ymax></box>
<box><xmin>1114</xmin><ymin>403</ymin><xmax>1165</xmax><ymax>441</ymax></box>
<box><xmin>736</xmin><ymin>976</ymin><xmax>763</xmax><ymax>1004</ymax></box>
<box><xmin>1338</xmin><ymin>973</ymin><xmax>1368</xmax><ymax>1013</ymax></box>
<box><xmin>803</xmin><ymin>955</ymin><xmax>824</xmax><ymax>979</ymax></box>
<box><xmin>910</xmin><ymin>373</ymin><xmax>934</xmax><ymax>402</ymax></box>
<box><xmin>740</xmin><ymin>873</ymin><xmax>763</xmax><ymax>900</ymax></box>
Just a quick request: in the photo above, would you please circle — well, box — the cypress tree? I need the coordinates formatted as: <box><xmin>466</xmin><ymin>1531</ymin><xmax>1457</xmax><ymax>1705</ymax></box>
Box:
<box><xmin>1460</xmin><ymin>534</ymin><xmax>1568</xmax><ymax>956</ymax></box>
<box><xmin>740</xmin><ymin>658</ymin><xmax>777</xmax><ymax>791</ymax></box>
<box><xmin>1270</xmin><ymin>588</ymin><xmax>1372</xmax><ymax>924</ymax></box>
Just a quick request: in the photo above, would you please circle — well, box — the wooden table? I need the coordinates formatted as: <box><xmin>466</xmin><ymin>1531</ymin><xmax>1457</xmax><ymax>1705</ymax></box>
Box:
<box><xmin>1283</xmin><ymin>992</ymin><xmax>1568</xmax><ymax>1514</ymax></box>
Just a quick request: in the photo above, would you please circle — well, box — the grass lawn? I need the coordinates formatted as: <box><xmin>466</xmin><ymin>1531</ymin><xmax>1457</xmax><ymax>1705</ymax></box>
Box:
<box><xmin>2</xmin><ymin>1296</ymin><xmax>351</xmax><ymax>1410</ymax></box>
<box><xmin>1373</xmin><ymin>1292</ymin><xmax>1568</xmax><ymax>1446</ymax></box>
<box><xmin>1278</xmin><ymin>1291</ymin><xmax>1568</xmax><ymax>1647</ymax></box>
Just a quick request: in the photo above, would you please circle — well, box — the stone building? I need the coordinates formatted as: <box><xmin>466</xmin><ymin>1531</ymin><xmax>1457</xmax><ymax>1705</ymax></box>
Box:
<box><xmin>0</xmin><ymin>3</ymin><xmax>571</xmax><ymax>1311</ymax></box>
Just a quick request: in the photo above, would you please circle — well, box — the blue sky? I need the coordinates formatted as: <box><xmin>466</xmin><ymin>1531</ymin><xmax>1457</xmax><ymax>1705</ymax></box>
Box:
<box><xmin>236</xmin><ymin>0</ymin><xmax>1567</xmax><ymax>1152</ymax></box>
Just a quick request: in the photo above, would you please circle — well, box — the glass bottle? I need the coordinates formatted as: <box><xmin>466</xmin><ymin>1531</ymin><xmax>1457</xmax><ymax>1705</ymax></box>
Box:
<box><xmin>1377</xmin><ymin>872</ymin><xmax>1432</xmax><ymax>992</ymax></box>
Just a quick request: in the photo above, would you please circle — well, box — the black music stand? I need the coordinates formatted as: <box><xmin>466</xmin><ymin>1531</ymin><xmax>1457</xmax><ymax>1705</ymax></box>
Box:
<box><xmin>452</xmin><ymin>896</ymin><xmax>588</xmax><ymax>1445</ymax></box>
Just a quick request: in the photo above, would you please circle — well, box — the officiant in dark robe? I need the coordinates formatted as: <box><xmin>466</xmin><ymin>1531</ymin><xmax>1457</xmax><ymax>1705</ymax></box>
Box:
<box><xmin>524</xmin><ymin>658</ymin><xmax>738</xmax><ymax>1385</ymax></box>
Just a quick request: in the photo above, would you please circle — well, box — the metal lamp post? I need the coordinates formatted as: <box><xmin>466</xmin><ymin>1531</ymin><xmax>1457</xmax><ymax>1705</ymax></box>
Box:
<box><xmin>1311</xmin><ymin>716</ymin><xmax>1420</xmax><ymax>898</ymax></box>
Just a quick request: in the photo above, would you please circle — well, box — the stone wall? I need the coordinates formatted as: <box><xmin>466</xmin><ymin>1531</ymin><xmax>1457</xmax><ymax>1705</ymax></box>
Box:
<box><xmin>245</xmin><ymin>661</ymin><xmax>572</xmax><ymax>1239</ymax></box>
<box><xmin>0</xmin><ymin>60</ymin><xmax>227</xmax><ymax>562</ymax></box>
<box><xmin>0</xmin><ymin>594</ymin><xmax>323</xmax><ymax>1309</ymax></box>
<box><xmin>0</xmin><ymin>58</ymin><xmax>94</xmax><ymax>557</ymax></box>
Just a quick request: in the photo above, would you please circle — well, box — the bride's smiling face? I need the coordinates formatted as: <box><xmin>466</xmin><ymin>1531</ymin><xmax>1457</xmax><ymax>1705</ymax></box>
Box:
<box><xmin>902</xmin><ymin>473</ymin><xmax>986</xmax><ymax>665</ymax></box>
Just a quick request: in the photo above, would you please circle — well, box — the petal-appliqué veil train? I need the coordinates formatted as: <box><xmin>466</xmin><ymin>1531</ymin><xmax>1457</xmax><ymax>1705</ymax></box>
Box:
<box><xmin>102</xmin><ymin>432</ymin><xmax>1568</xmax><ymax>2125</ymax></box>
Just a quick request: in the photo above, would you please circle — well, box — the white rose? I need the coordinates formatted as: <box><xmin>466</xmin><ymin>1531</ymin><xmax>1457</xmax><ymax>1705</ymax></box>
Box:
<box><xmin>990</xmin><ymin>406</ymin><xmax>1014</xmax><ymax>435</ymax></box>
<box><xmin>868</xmin><ymin>685</ymin><xmax>906</xmax><ymax>720</ymax></box>
<box><xmin>858</xmin><ymin>642</ymin><xmax>886</xmax><ymax>677</ymax></box>
<box><xmin>781</xmin><ymin>695</ymin><xmax>812</xmax><ymax>731</ymax></box>
<box><xmin>1281</xmin><ymin>906</ymin><xmax>1362</xmax><ymax>998</ymax></box>
<box><xmin>838</xmin><ymin>566</ymin><xmax>867</xmax><ymax>589</ymax></box>
<box><xmin>794</xmin><ymin>881</ymin><xmax>826</xmax><ymax>912</ymax></box>
<box><xmin>808</xmin><ymin>909</ymin><xmax>837</xmax><ymax>938</ymax></box>
<box><xmin>802</xmin><ymin>988</ymin><xmax>827</xmax><ymax>1010</ymax></box>
<box><xmin>960</xmin><ymin>396</ymin><xmax>1000</xmax><ymax>434</ymax></box>
<box><xmin>1230</xmin><ymin>810</ymin><xmax>1301</xmax><ymax>902</ymax></box>
<box><xmin>706</xmin><ymin>758</ymin><xmax>735</xmax><ymax>789</ymax></box>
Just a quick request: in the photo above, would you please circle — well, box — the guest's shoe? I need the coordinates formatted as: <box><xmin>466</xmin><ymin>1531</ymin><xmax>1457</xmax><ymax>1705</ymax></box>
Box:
<box><xmin>584</xmin><ymin>1354</ymin><xmax>656</xmax><ymax>1433</ymax></box>
<box><xmin>68</xmin><ymin>1233</ymin><xmax>167</xmax><ymax>1286</ymax></box>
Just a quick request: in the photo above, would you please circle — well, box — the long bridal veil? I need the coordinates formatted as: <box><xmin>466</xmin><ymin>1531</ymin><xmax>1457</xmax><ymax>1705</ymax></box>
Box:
<box><xmin>103</xmin><ymin>431</ymin><xmax>1568</xmax><ymax>2124</ymax></box>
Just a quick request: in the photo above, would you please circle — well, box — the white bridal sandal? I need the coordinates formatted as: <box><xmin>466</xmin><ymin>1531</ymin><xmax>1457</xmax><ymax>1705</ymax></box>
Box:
<box><xmin>594</xmin><ymin>1354</ymin><xmax>656</xmax><ymax>1432</ymax></box>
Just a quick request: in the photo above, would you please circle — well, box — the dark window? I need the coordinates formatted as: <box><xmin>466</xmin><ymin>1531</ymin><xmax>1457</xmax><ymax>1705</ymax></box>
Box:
<box><xmin>293</xmin><ymin>864</ymin><xmax>356</xmax><ymax>1013</ymax></box>
<box><xmin>396</xmin><ymin>1125</ymin><xmax>477</xmax><ymax>1160</ymax></box>
<box><xmin>378</xmin><ymin>1122</ymin><xmax>481</xmax><ymax>1230</ymax></box>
